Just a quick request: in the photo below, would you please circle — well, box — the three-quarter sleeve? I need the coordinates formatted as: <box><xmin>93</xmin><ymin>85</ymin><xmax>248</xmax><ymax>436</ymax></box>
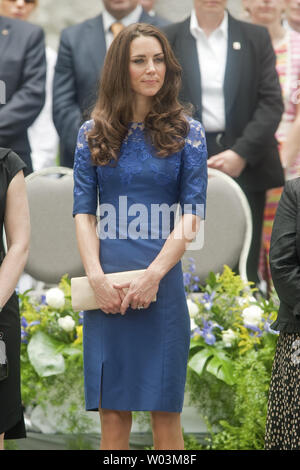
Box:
<box><xmin>179</xmin><ymin>119</ymin><xmax>208</xmax><ymax>219</ymax></box>
<box><xmin>269</xmin><ymin>180</ymin><xmax>300</xmax><ymax>318</ymax></box>
<box><xmin>72</xmin><ymin>121</ymin><xmax>98</xmax><ymax>217</ymax></box>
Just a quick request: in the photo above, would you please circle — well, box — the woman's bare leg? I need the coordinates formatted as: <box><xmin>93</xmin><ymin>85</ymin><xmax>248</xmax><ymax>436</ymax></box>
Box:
<box><xmin>150</xmin><ymin>411</ymin><xmax>184</xmax><ymax>450</ymax></box>
<box><xmin>0</xmin><ymin>433</ymin><xmax>4</xmax><ymax>451</ymax></box>
<box><xmin>99</xmin><ymin>408</ymin><xmax>132</xmax><ymax>450</ymax></box>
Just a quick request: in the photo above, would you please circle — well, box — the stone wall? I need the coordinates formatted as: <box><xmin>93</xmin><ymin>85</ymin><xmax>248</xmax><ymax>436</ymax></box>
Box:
<box><xmin>32</xmin><ymin>0</ymin><xmax>243</xmax><ymax>49</ymax></box>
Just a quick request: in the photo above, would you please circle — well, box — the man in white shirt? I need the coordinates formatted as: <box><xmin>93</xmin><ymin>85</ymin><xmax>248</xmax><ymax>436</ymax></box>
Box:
<box><xmin>164</xmin><ymin>0</ymin><xmax>284</xmax><ymax>285</ymax></box>
<box><xmin>53</xmin><ymin>0</ymin><xmax>170</xmax><ymax>167</ymax></box>
<box><xmin>284</xmin><ymin>0</ymin><xmax>300</xmax><ymax>32</ymax></box>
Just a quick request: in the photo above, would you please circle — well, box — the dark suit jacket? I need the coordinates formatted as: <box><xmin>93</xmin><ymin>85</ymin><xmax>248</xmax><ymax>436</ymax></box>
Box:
<box><xmin>53</xmin><ymin>9</ymin><xmax>171</xmax><ymax>168</ymax></box>
<box><xmin>269</xmin><ymin>178</ymin><xmax>300</xmax><ymax>332</ymax></box>
<box><xmin>0</xmin><ymin>16</ymin><xmax>46</xmax><ymax>174</ymax></box>
<box><xmin>164</xmin><ymin>13</ymin><xmax>285</xmax><ymax>192</ymax></box>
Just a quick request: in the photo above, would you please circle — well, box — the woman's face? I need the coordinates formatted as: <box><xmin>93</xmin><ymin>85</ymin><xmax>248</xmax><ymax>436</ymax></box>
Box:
<box><xmin>286</xmin><ymin>0</ymin><xmax>300</xmax><ymax>25</ymax></box>
<box><xmin>129</xmin><ymin>35</ymin><xmax>166</xmax><ymax>100</ymax></box>
<box><xmin>244</xmin><ymin>0</ymin><xmax>285</xmax><ymax>25</ymax></box>
<box><xmin>0</xmin><ymin>0</ymin><xmax>37</xmax><ymax>21</ymax></box>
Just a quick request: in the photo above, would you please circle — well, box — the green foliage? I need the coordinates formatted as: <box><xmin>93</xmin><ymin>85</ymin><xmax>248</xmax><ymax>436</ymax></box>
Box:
<box><xmin>186</xmin><ymin>368</ymin><xmax>235</xmax><ymax>426</ymax></box>
<box><xmin>184</xmin><ymin>262</ymin><xmax>279</xmax><ymax>450</ymax></box>
<box><xmin>19</xmin><ymin>277</ymin><xmax>89</xmax><ymax>433</ymax></box>
<box><xmin>204</xmin><ymin>348</ymin><xmax>273</xmax><ymax>450</ymax></box>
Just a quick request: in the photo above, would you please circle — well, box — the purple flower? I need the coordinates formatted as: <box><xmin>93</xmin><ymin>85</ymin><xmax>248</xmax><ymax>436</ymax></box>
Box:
<box><xmin>21</xmin><ymin>330</ymin><xmax>28</xmax><ymax>344</ymax></box>
<box><xmin>40</xmin><ymin>295</ymin><xmax>46</xmax><ymax>305</ymax></box>
<box><xmin>183</xmin><ymin>272</ymin><xmax>192</xmax><ymax>287</ymax></box>
<box><xmin>200</xmin><ymin>292</ymin><xmax>216</xmax><ymax>311</ymax></box>
<box><xmin>191</xmin><ymin>327</ymin><xmax>202</xmax><ymax>338</ymax></box>
<box><xmin>28</xmin><ymin>321</ymin><xmax>40</xmax><ymax>328</ymax></box>
<box><xmin>79</xmin><ymin>311</ymin><xmax>84</xmax><ymax>325</ymax></box>
<box><xmin>246</xmin><ymin>324</ymin><xmax>263</xmax><ymax>337</ymax></box>
<box><xmin>199</xmin><ymin>319</ymin><xmax>223</xmax><ymax>346</ymax></box>
<box><xmin>263</xmin><ymin>316</ymin><xmax>280</xmax><ymax>335</ymax></box>
<box><xmin>201</xmin><ymin>330</ymin><xmax>216</xmax><ymax>345</ymax></box>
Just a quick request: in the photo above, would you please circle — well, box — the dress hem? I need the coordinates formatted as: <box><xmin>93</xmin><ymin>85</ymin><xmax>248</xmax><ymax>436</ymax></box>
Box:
<box><xmin>85</xmin><ymin>405</ymin><xmax>183</xmax><ymax>413</ymax></box>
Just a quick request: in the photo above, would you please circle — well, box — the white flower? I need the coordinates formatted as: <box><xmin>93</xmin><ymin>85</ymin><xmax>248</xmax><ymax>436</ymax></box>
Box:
<box><xmin>222</xmin><ymin>329</ymin><xmax>236</xmax><ymax>347</ymax></box>
<box><xmin>58</xmin><ymin>315</ymin><xmax>75</xmax><ymax>332</ymax></box>
<box><xmin>45</xmin><ymin>288</ymin><xmax>65</xmax><ymax>309</ymax></box>
<box><xmin>187</xmin><ymin>298</ymin><xmax>199</xmax><ymax>318</ymax></box>
<box><xmin>237</xmin><ymin>295</ymin><xmax>256</xmax><ymax>307</ymax></box>
<box><xmin>190</xmin><ymin>318</ymin><xmax>198</xmax><ymax>331</ymax></box>
<box><xmin>242</xmin><ymin>305</ymin><xmax>263</xmax><ymax>327</ymax></box>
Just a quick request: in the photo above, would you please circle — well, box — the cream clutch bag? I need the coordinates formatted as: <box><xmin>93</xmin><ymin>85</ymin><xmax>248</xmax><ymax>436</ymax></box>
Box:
<box><xmin>71</xmin><ymin>269</ymin><xmax>156</xmax><ymax>311</ymax></box>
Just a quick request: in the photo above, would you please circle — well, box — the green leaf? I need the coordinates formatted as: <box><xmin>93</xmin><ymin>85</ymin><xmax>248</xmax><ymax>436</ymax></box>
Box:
<box><xmin>206</xmin><ymin>355</ymin><xmax>235</xmax><ymax>386</ymax></box>
<box><xmin>27</xmin><ymin>331</ymin><xmax>65</xmax><ymax>377</ymax></box>
<box><xmin>188</xmin><ymin>348</ymin><xmax>213</xmax><ymax>375</ymax></box>
<box><xmin>189</xmin><ymin>338</ymin><xmax>202</xmax><ymax>350</ymax></box>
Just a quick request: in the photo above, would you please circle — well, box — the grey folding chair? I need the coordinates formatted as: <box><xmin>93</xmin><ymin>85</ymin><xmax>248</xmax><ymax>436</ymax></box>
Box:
<box><xmin>182</xmin><ymin>167</ymin><xmax>252</xmax><ymax>286</ymax></box>
<box><xmin>23</xmin><ymin>167</ymin><xmax>85</xmax><ymax>287</ymax></box>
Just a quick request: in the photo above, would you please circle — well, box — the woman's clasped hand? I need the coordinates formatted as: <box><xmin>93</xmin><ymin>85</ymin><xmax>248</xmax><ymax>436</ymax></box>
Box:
<box><xmin>90</xmin><ymin>270</ymin><xmax>160</xmax><ymax>315</ymax></box>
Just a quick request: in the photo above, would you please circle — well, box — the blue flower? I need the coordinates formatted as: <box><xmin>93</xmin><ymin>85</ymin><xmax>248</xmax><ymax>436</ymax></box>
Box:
<box><xmin>183</xmin><ymin>272</ymin><xmax>192</xmax><ymax>287</ymax></box>
<box><xmin>28</xmin><ymin>321</ymin><xmax>40</xmax><ymax>328</ymax></box>
<box><xmin>21</xmin><ymin>317</ymin><xmax>29</xmax><ymax>343</ymax></box>
<box><xmin>191</xmin><ymin>327</ymin><xmax>202</xmax><ymax>338</ymax></box>
<box><xmin>201</xmin><ymin>330</ymin><xmax>216</xmax><ymax>345</ymax></box>
<box><xmin>246</xmin><ymin>324</ymin><xmax>263</xmax><ymax>337</ymax></box>
<box><xmin>41</xmin><ymin>295</ymin><xmax>46</xmax><ymax>305</ymax></box>
<box><xmin>21</xmin><ymin>329</ymin><xmax>28</xmax><ymax>344</ymax></box>
<box><xmin>187</xmin><ymin>257</ymin><xmax>196</xmax><ymax>273</ymax></box>
<box><xmin>263</xmin><ymin>317</ymin><xmax>279</xmax><ymax>335</ymax></box>
<box><xmin>200</xmin><ymin>292</ymin><xmax>216</xmax><ymax>311</ymax></box>
<box><xmin>79</xmin><ymin>311</ymin><xmax>84</xmax><ymax>325</ymax></box>
<box><xmin>199</xmin><ymin>319</ymin><xmax>223</xmax><ymax>346</ymax></box>
<box><xmin>191</xmin><ymin>284</ymin><xmax>199</xmax><ymax>292</ymax></box>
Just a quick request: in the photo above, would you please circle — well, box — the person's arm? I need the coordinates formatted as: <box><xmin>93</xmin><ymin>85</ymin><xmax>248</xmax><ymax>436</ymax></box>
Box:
<box><xmin>74</xmin><ymin>214</ymin><xmax>124</xmax><ymax>314</ymax></box>
<box><xmin>115</xmin><ymin>214</ymin><xmax>201</xmax><ymax>313</ymax></box>
<box><xmin>281</xmin><ymin>98</ymin><xmax>300</xmax><ymax>170</ymax></box>
<box><xmin>269</xmin><ymin>180</ymin><xmax>300</xmax><ymax>318</ymax></box>
<box><xmin>53</xmin><ymin>29</ymin><xmax>82</xmax><ymax>162</ymax></box>
<box><xmin>0</xmin><ymin>171</ymin><xmax>30</xmax><ymax>309</ymax></box>
<box><xmin>115</xmin><ymin>119</ymin><xmax>208</xmax><ymax>314</ymax></box>
<box><xmin>72</xmin><ymin>123</ymin><xmax>124</xmax><ymax>314</ymax></box>
<box><xmin>0</xmin><ymin>27</ymin><xmax>46</xmax><ymax>142</ymax></box>
<box><xmin>231</xmin><ymin>27</ymin><xmax>284</xmax><ymax>167</ymax></box>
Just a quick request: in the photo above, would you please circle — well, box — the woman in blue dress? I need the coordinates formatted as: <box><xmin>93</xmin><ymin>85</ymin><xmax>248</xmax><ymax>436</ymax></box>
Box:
<box><xmin>73</xmin><ymin>23</ymin><xmax>207</xmax><ymax>450</ymax></box>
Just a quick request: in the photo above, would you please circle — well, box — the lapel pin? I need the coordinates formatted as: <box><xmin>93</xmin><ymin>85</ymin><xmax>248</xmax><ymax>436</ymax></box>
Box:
<box><xmin>233</xmin><ymin>41</ymin><xmax>241</xmax><ymax>50</ymax></box>
<box><xmin>1</xmin><ymin>29</ymin><xmax>9</xmax><ymax>36</ymax></box>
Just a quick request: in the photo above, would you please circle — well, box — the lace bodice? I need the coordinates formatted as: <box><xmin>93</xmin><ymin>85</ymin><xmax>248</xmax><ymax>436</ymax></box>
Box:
<box><xmin>73</xmin><ymin>117</ymin><xmax>208</xmax><ymax>225</ymax></box>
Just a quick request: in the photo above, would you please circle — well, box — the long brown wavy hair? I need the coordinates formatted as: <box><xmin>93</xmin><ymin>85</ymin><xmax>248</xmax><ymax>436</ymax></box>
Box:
<box><xmin>87</xmin><ymin>23</ymin><xmax>190</xmax><ymax>166</ymax></box>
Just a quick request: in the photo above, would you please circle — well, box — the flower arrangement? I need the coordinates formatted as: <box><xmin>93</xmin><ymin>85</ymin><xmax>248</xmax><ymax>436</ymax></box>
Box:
<box><xmin>18</xmin><ymin>264</ymin><xmax>280</xmax><ymax>449</ymax></box>
<box><xmin>184</xmin><ymin>259</ymin><xmax>280</xmax><ymax>450</ymax></box>
<box><xmin>19</xmin><ymin>275</ymin><xmax>92</xmax><ymax>434</ymax></box>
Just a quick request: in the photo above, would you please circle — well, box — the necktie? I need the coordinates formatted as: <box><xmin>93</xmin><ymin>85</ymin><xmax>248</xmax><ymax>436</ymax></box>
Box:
<box><xmin>111</xmin><ymin>22</ymin><xmax>125</xmax><ymax>38</ymax></box>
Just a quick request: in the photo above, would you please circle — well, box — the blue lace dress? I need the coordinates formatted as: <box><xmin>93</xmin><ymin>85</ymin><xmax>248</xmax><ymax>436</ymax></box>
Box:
<box><xmin>73</xmin><ymin>118</ymin><xmax>207</xmax><ymax>412</ymax></box>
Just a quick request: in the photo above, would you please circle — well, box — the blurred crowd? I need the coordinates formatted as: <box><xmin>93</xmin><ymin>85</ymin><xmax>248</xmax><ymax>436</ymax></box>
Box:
<box><xmin>1</xmin><ymin>0</ymin><xmax>300</xmax><ymax>291</ymax></box>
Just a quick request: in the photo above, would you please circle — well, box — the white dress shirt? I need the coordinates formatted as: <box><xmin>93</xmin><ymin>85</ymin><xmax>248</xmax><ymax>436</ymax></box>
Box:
<box><xmin>28</xmin><ymin>46</ymin><xmax>59</xmax><ymax>171</ymax></box>
<box><xmin>190</xmin><ymin>9</ymin><xmax>228</xmax><ymax>132</ymax></box>
<box><xmin>102</xmin><ymin>4</ymin><xmax>143</xmax><ymax>50</ymax></box>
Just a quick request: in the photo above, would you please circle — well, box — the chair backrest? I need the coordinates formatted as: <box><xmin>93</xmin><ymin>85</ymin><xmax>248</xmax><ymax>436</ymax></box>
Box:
<box><xmin>24</xmin><ymin>167</ymin><xmax>85</xmax><ymax>284</ymax></box>
<box><xmin>182</xmin><ymin>168</ymin><xmax>252</xmax><ymax>284</ymax></box>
